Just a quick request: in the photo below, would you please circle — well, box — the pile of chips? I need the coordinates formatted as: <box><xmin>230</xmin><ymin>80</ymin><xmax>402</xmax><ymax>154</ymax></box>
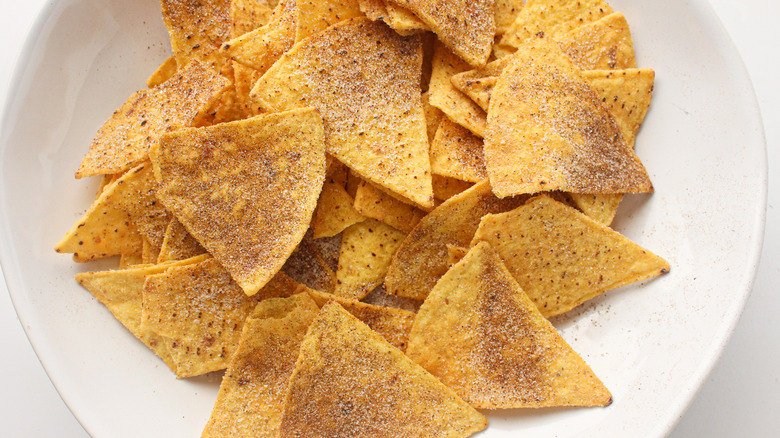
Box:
<box><xmin>55</xmin><ymin>0</ymin><xmax>669</xmax><ymax>435</ymax></box>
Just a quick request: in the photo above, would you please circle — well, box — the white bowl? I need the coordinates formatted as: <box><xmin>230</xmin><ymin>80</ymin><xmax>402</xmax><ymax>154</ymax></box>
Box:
<box><xmin>0</xmin><ymin>0</ymin><xmax>765</xmax><ymax>436</ymax></box>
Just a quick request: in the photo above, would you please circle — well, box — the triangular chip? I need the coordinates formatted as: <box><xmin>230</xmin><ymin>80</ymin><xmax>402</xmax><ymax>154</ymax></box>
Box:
<box><xmin>278</xmin><ymin>302</ymin><xmax>487</xmax><ymax>437</ymax></box>
<box><xmin>75</xmin><ymin>61</ymin><xmax>230</xmax><ymax>178</ymax></box>
<box><xmin>295</xmin><ymin>0</ymin><xmax>364</xmax><ymax>42</ymax></box>
<box><xmin>406</xmin><ymin>242</ymin><xmax>613</xmax><ymax>408</ymax></box>
<box><xmin>432</xmin><ymin>175</ymin><xmax>473</xmax><ymax>201</ymax></box>
<box><xmin>358</xmin><ymin>0</ymin><xmax>388</xmax><ymax>21</ymax></box>
<box><xmin>282</xmin><ymin>231</ymin><xmax>338</xmax><ymax>293</ymax></box>
<box><xmin>230</xmin><ymin>0</ymin><xmax>275</xmax><ymax>37</ymax></box>
<box><xmin>146</xmin><ymin>56</ymin><xmax>178</xmax><ymax>88</ymax></box>
<box><xmin>567</xmin><ymin>192</ymin><xmax>623</xmax><ymax>226</ymax></box>
<box><xmin>494</xmin><ymin>0</ymin><xmax>523</xmax><ymax>35</ymax></box>
<box><xmin>76</xmin><ymin>255</ymin><xmax>210</xmax><ymax>373</ymax></box>
<box><xmin>352</xmin><ymin>180</ymin><xmax>426</xmax><ymax>233</ymax></box>
<box><xmin>312</xmin><ymin>181</ymin><xmax>367</xmax><ymax>239</ymax></box>
<box><xmin>471</xmin><ymin>195</ymin><xmax>669</xmax><ymax>317</ymax></box>
<box><xmin>386</xmin><ymin>0</ymin><xmax>495</xmax><ymax>67</ymax></box>
<box><xmin>430</xmin><ymin>117</ymin><xmax>487</xmax><ymax>183</ymax></box>
<box><xmin>558</xmin><ymin>12</ymin><xmax>636</xmax><ymax>70</ymax></box>
<box><xmin>484</xmin><ymin>38</ymin><xmax>653</xmax><ymax>197</ymax></box>
<box><xmin>384</xmin><ymin>181</ymin><xmax>526</xmax><ymax>300</ymax></box>
<box><xmin>142</xmin><ymin>257</ymin><xmax>305</xmax><ymax>377</ymax></box>
<box><xmin>157</xmin><ymin>217</ymin><xmax>206</xmax><ymax>263</ymax></box>
<box><xmin>151</xmin><ymin>109</ymin><xmax>326</xmax><ymax>296</ymax></box>
<box><xmin>450</xmin><ymin>56</ymin><xmax>510</xmax><ymax>111</ymax></box>
<box><xmin>334</xmin><ymin>218</ymin><xmax>407</xmax><ymax>300</ymax></box>
<box><xmin>383</xmin><ymin>1</ymin><xmax>430</xmax><ymax>35</ymax></box>
<box><xmin>202</xmin><ymin>293</ymin><xmax>320</xmax><ymax>438</ymax></box>
<box><xmin>421</xmin><ymin>90</ymin><xmax>444</xmax><ymax>143</ymax></box>
<box><xmin>160</xmin><ymin>0</ymin><xmax>232</xmax><ymax>72</ymax></box>
<box><xmin>305</xmin><ymin>289</ymin><xmax>416</xmax><ymax>350</ymax></box>
<box><xmin>251</xmin><ymin>18</ymin><xmax>434</xmax><ymax>208</ymax></box>
<box><xmin>428</xmin><ymin>41</ymin><xmax>487</xmax><ymax>137</ymax></box>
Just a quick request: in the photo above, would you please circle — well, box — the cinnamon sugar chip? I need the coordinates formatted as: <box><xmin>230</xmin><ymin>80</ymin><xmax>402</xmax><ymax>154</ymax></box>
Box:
<box><xmin>202</xmin><ymin>293</ymin><xmax>320</xmax><ymax>438</ymax></box>
<box><xmin>230</xmin><ymin>0</ymin><xmax>275</xmax><ymax>38</ymax></box>
<box><xmin>160</xmin><ymin>0</ymin><xmax>232</xmax><ymax>72</ymax></box>
<box><xmin>383</xmin><ymin>1</ymin><xmax>430</xmax><ymax>35</ymax></box>
<box><xmin>141</xmin><ymin>257</ymin><xmax>305</xmax><ymax>378</ymax></box>
<box><xmin>484</xmin><ymin>39</ymin><xmax>653</xmax><ymax>197</ymax></box>
<box><xmin>334</xmin><ymin>219</ymin><xmax>407</xmax><ymax>300</ymax></box>
<box><xmin>305</xmin><ymin>289</ymin><xmax>415</xmax><ymax>350</ymax></box>
<box><xmin>222</xmin><ymin>0</ymin><xmax>297</xmax><ymax>74</ymax></box>
<box><xmin>428</xmin><ymin>41</ymin><xmax>487</xmax><ymax>137</ymax></box>
<box><xmin>358</xmin><ymin>0</ymin><xmax>388</xmax><ymax>21</ymax></box>
<box><xmin>432</xmin><ymin>175</ymin><xmax>474</xmax><ymax>201</ymax></box>
<box><xmin>251</xmin><ymin>18</ymin><xmax>434</xmax><ymax>208</ymax></box>
<box><xmin>494</xmin><ymin>0</ymin><xmax>523</xmax><ymax>35</ymax></box>
<box><xmin>278</xmin><ymin>302</ymin><xmax>487</xmax><ymax>437</ymax></box>
<box><xmin>353</xmin><ymin>180</ymin><xmax>426</xmax><ymax>233</ymax></box>
<box><xmin>421</xmin><ymin>91</ymin><xmax>444</xmax><ymax>143</ymax></box>
<box><xmin>157</xmin><ymin>217</ymin><xmax>206</xmax><ymax>263</ymax></box>
<box><xmin>146</xmin><ymin>56</ymin><xmax>178</xmax><ymax>88</ymax></box>
<box><xmin>295</xmin><ymin>0</ymin><xmax>364</xmax><ymax>42</ymax></box>
<box><xmin>496</xmin><ymin>0</ymin><xmax>613</xmax><ymax>58</ymax></box>
<box><xmin>312</xmin><ymin>181</ymin><xmax>367</xmax><ymax>239</ymax></box>
<box><xmin>406</xmin><ymin>242</ymin><xmax>613</xmax><ymax>408</ymax></box>
<box><xmin>450</xmin><ymin>56</ymin><xmax>510</xmax><ymax>111</ymax></box>
<box><xmin>384</xmin><ymin>181</ymin><xmax>526</xmax><ymax>300</ymax></box>
<box><xmin>559</xmin><ymin>12</ymin><xmax>636</xmax><ymax>70</ymax></box>
<box><xmin>386</xmin><ymin>0</ymin><xmax>495</xmax><ymax>67</ymax></box>
<box><xmin>151</xmin><ymin>108</ymin><xmax>326</xmax><ymax>296</ymax></box>
<box><xmin>430</xmin><ymin>117</ymin><xmax>487</xmax><ymax>183</ymax></box>
<box><xmin>76</xmin><ymin>255</ymin><xmax>209</xmax><ymax>374</ymax></box>
<box><xmin>75</xmin><ymin>61</ymin><xmax>229</xmax><ymax>178</ymax></box>
<box><xmin>471</xmin><ymin>196</ymin><xmax>670</xmax><ymax>317</ymax></box>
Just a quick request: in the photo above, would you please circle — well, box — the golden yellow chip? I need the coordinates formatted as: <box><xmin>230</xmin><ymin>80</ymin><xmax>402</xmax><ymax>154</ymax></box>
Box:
<box><xmin>151</xmin><ymin>109</ymin><xmax>326</xmax><ymax>296</ymax></box>
<box><xmin>494</xmin><ymin>0</ymin><xmax>523</xmax><ymax>35</ymax></box>
<box><xmin>55</xmin><ymin>177</ymin><xmax>144</xmax><ymax>262</ymax></box>
<box><xmin>445</xmin><ymin>243</ymin><xmax>468</xmax><ymax>267</ymax></box>
<box><xmin>278</xmin><ymin>302</ymin><xmax>487</xmax><ymax>437</ymax></box>
<box><xmin>406</xmin><ymin>242</ymin><xmax>613</xmax><ymax>408</ymax></box>
<box><xmin>352</xmin><ymin>180</ymin><xmax>426</xmax><ymax>233</ymax></box>
<box><xmin>251</xmin><ymin>18</ymin><xmax>434</xmax><ymax>208</ymax></box>
<box><xmin>496</xmin><ymin>0</ymin><xmax>613</xmax><ymax>57</ymax></box>
<box><xmin>385</xmin><ymin>181</ymin><xmax>526</xmax><ymax>300</ymax></box>
<box><xmin>432</xmin><ymin>175</ymin><xmax>473</xmax><ymax>202</ymax></box>
<box><xmin>222</xmin><ymin>0</ymin><xmax>297</xmax><ymax>74</ymax></box>
<box><xmin>450</xmin><ymin>56</ymin><xmax>509</xmax><ymax>111</ymax></box>
<box><xmin>430</xmin><ymin>117</ymin><xmax>487</xmax><ymax>183</ymax></box>
<box><xmin>334</xmin><ymin>219</ymin><xmax>407</xmax><ymax>300</ymax></box>
<box><xmin>146</xmin><ymin>56</ymin><xmax>178</xmax><ymax>88</ymax></box>
<box><xmin>76</xmin><ymin>61</ymin><xmax>230</xmax><ymax>178</ymax></box>
<box><xmin>567</xmin><ymin>192</ymin><xmax>623</xmax><ymax>226</ymax></box>
<box><xmin>484</xmin><ymin>38</ymin><xmax>653</xmax><ymax>197</ymax></box>
<box><xmin>76</xmin><ymin>255</ymin><xmax>210</xmax><ymax>373</ymax></box>
<box><xmin>421</xmin><ymin>90</ymin><xmax>444</xmax><ymax>143</ymax></box>
<box><xmin>202</xmin><ymin>293</ymin><xmax>320</xmax><ymax>438</ymax></box>
<box><xmin>559</xmin><ymin>11</ymin><xmax>636</xmax><ymax>70</ymax></box>
<box><xmin>282</xmin><ymin>232</ymin><xmax>338</xmax><ymax>293</ymax></box>
<box><xmin>386</xmin><ymin>0</ymin><xmax>495</xmax><ymax>67</ymax></box>
<box><xmin>383</xmin><ymin>1</ymin><xmax>430</xmax><ymax>35</ymax></box>
<box><xmin>428</xmin><ymin>41</ymin><xmax>487</xmax><ymax>138</ymax></box>
<box><xmin>295</xmin><ymin>0</ymin><xmax>364</xmax><ymax>42</ymax></box>
<box><xmin>230</xmin><ymin>0</ymin><xmax>275</xmax><ymax>37</ymax></box>
<box><xmin>160</xmin><ymin>0</ymin><xmax>232</xmax><ymax>72</ymax></box>
<box><xmin>142</xmin><ymin>257</ymin><xmax>304</xmax><ymax>377</ymax></box>
<box><xmin>312</xmin><ymin>181</ymin><xmax>367</xmax><ymax>239</ymax></box>
<box><xmin>119</xmin><ymin>252</ymin><xmax>145</xmax><ymax>269</ymax></box>
<box><xmin>141</xmin><ymin>236</ymin><xmax>161</xmax><ymax>264</ymax></box>
<box><xmin>358</xmin><ymin>0</ymin><xmax>388</xmax><ymax>21</ymax></box>
<box><xmin>471</xmin><ymin>195</ymin><xmax>669</xmax><ymax>317</ymax></box>
<box><xmin>157</xmin><ymin>217</ymin><xmax>206</xmax><ymax>263</ymax></box>
<box><xmin>305</xmin><ymin>289</ymin><xmax>416</xmax><ymax>350</ymax></box>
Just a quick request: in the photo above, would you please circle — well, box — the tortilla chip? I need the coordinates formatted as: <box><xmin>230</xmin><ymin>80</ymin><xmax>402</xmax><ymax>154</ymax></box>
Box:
<box><xmin>471</xmin><ymin>195</ymin><xmax>670</xmax><ymax>317</ymax></box>
<box><xmin>278</xmin><ymin>302</ymin><xmax>487</xmax><ymax>437</ymax></box>
<box><xmin>421</xmin><ymin>91</ymin><xmax>444</xmax><ymax>143</ymax></box>
<box><xmin>385</xmin><ymin>180</ymin><xmax>526</xmax><ymax>300</ymax></box>
<box><xmin>222</xmin><ymin>0</ymin><xmax>297</xmax><ymax>73</ymax></box>
<box><xmin>567</xmin><ymin>193</ymin><xmax>623</xmax><ymax>226</ymax></box>
<box><xmin>335</xmin><ymin>219</ymin><xmax>407</xmax><ymax>300</ymax></box>
<box><xmin>160</xmin><ymin>0</ymin><xmax>232</xmax><ymax>72</ymax></box>
<box><xmin>251</xmin><ymin>18</ymin><xmax>434</xmax><ymax>208</ymax></box>
<box><xmin>494</xmin><ymin>0</ymin><xmax>523</xmax><ymax>35</ymax></box>
<box><xmin>295</xmin><ymin>0</ymin><xmax>364</xmax><ymax>42</ymax></box>
<box><xmin>428</xmin><ymin>41</ymin><xmax>487</xmax><ymax>137</ymax></box>
<box><xmin>151</xmin><ymin>108</ymin><xmax>326</xmax><ymax>296</ymax></box>
<box><xmin>383</xmin><ymin>1</ymin><xmax>430</xmax><ymax>35</ymax></box>
<box><xmin>449</xmin><ymin>56</ymin><xmax>509</xmax><ymax>111</ymax></box>
<box><xmin>406</xmin><ymin>242</ymin><xmax>613</xmax><ymax>408</ymax></box>
<box><xmin>231</xmin><ymin>0</ymin><xmax>275</xmax><ymax>37</ymax></box>
<box><xmin>358</xmin><ymin>0</ymin><xmax>388</xmax><ymax>21</ymax></box>
<box><xmin>312</xmin><ymin>181</ymin><xmax>367</xmax><ymax>239</ymax></box>
<box><xmin>386</xmin><ymin>0</ymin><xmax>495</xmax><ymax>67</ymax></box>
<box><xmin>141</xmin><ymin>236</ymin><xmax>161</xmax><ymax>264</ymax></box>
<box><xmin>55</xmin><ymin>178</ymin><xmax>144</xmax><ymax>262</ymax></box>
<box><xmin>306</xmin><ymin>289</ymin><xmax>415</xmax><ymax>350</ymax></box>
<box><xmin>146</xmin><ymin>56</ymin><xmax>178</xmax><ymax>88</ymax></box>
<box><xmin>75</xmin><ymin>60</ymin><xmax>230</xmax><ymax>178</ymax></box>
<box><xmin>201</xmin><ymin>293</ymin><xmax>320</xmax><ymax>438</ymax></box>
<box><xmin>558</xmin><ymin>12</ymin><xmax>636</xmax><ymax>70</ymax></box>
<box><xmin>361</xmin><ymin>283</ymin><xmax>422</xmax><ymax>312</ymax></box>
<box><xmin>432</xmin><ymin>175</ymin><xmax>473</xmax><ymax>202</ymax></box>
<box><xmin>352</xmin><ymin>180</ymin><xmax>426</xmax><ymax>233</ymax></box>
<box><xmin>157</xmin><ymin>217</ymin><xmax>207</xmax><ymax>263</ymax></box>
<box><xmin>496</xmin><ymin>0</ymin><xmax>613</xmax><ymax>57</ymax></box>
<box><xmin>282</xmin><ymin>231</ymin><xmax>338</xmax><ymax>293</ymax></box>
<box><xmin>445</xmin><ymin>244</ymin><xmax>468</xmax><ymax>267</ymax></box>
<box><xmin>142</xmin><ymin>257</ymin><xmax>304</xmax><ymax>377</ymax></box>
<box><xmin>119</xmin><ymin>252</ymin><xmax>145</xmax><ymax>269</ymax></box>
<box><xmin>430</xmin><ymin>117</ymin><xmax>487</xmax><ymax>183</ymax></box>
<box><xmin>76</xmin><ymin>255</ymin><xmax>209</xmax><ymax>373</ymax></box>
<box><xmin>484</xmin><ymin>38</ymin><xmax>653</xmax><ymax>197</ymax></box>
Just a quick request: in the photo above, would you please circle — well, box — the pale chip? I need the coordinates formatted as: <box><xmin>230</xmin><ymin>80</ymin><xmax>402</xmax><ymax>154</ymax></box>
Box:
<box><xmin>146</xmin><ymin>56</ymin><xmax>178</xmax><ymax>88</ymax></box>
<box><xmin>353</xmin><ymin>180</ymin><xmax>426</xmax><ymax>233</ymax></box>
<box><xmin>312</xmin><ymin>181</ymin><xmax>367</xmax><ymax>239</ymax></box>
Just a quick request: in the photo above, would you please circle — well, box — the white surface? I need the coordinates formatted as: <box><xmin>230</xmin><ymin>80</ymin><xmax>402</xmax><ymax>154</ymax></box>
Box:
<box><xmin>0</xmin><ymin>1</ymin><xmax>775</xmax><ymax>437</ymax></box>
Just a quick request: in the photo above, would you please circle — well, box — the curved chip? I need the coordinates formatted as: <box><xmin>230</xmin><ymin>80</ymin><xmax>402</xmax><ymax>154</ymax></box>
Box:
<box><xmin>406</xmin><ymin>242</ymin><xmax>613</xmax><ymax>408</ymax></box>
<box><xmin>151</xmin><ymin>108</ymin><xmax>326</xmax><ymax>296</ymax></box>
